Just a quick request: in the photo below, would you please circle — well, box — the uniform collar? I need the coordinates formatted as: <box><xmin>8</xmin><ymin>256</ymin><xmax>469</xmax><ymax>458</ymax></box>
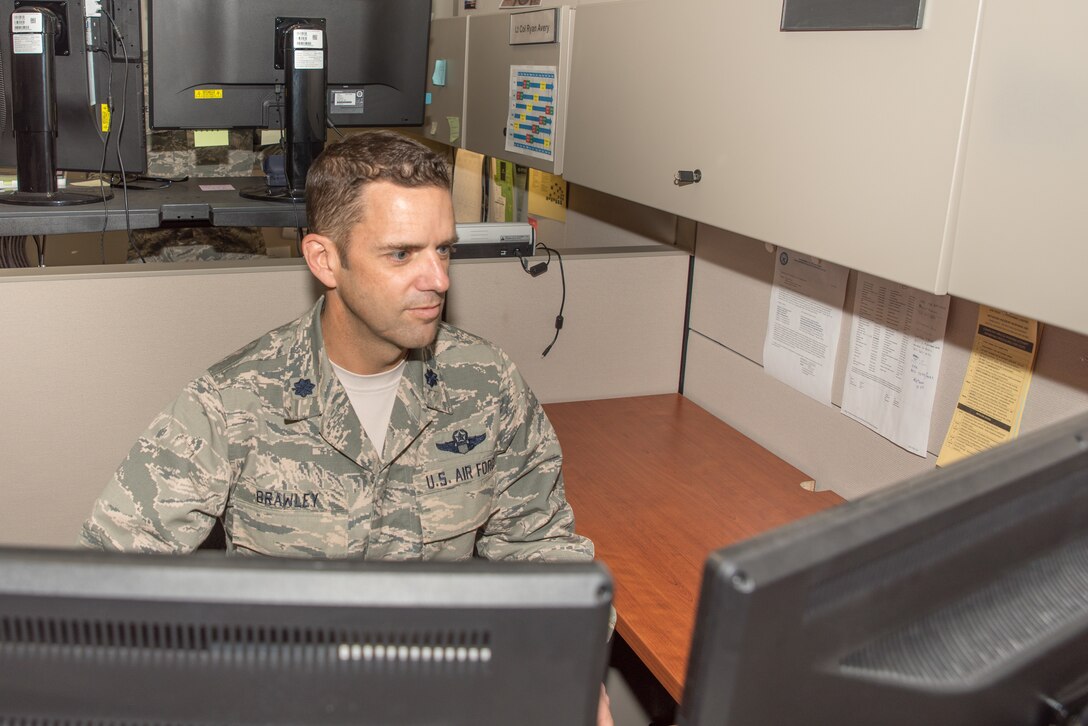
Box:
<box><xmin>282</xmin><ymin>297</ymin><xmax>453</xmax><ymax>423</ymax></box>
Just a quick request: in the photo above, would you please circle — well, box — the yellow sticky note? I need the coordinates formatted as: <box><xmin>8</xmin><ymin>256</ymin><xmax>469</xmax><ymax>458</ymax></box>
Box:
<box><xmin>193</xmin><ymin>130</ymin><xmax>229</xmax><ymax>148</ymax></box>
<box><xmin>447</xmin><ymin>116</ymin><xmax>460</xmax><ymax>144</ymax></box>
<box><xmin>100</xmin><ymin>103</ymin><xmax>111</xmax><ymax>133</ymax></box>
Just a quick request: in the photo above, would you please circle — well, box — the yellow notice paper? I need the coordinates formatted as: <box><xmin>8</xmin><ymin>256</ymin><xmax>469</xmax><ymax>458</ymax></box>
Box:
<box><xmin>937</xmin><ymin>306</ymin><xmax>1040</xmax><ymax>467</ymax></box>
<box><xmin>451</xmin><ymin>148</ymin><xmax>485</xmax><ymax>223</ymax></box>
<box><xmin>193</xmin><ymin>129</ymin><xmax>229</xmax><ymax>148</ymax></box>
<box><xmin>528</xmin><ymin>168</ymin><xmax>566</xmax><ymax>222</ymax></box>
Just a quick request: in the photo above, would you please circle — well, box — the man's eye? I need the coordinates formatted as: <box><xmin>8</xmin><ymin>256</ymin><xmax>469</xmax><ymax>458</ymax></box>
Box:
<box><xmin>438</xmin><ymin>245</ymin><xmax>454</xmax><ymax>257</ymax></box>
<box><xmin>390</xmin><ymin>250</ymin><xmax>409</xmax><ymax>261</ymax></box>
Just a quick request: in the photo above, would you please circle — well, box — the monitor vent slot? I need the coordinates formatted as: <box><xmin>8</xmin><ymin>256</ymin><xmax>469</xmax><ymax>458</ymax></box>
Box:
<box><xmin>837</xmin><ymin>531</ymin><xmax>1088</xmax><ymax>684</ymax></box>
<box><xmin>0</xmin><ymin>617</ymin><xmax>492</xmax><ymax>672</ymax></box>
<box><xmin>805</xmin><ymin>468</ymin><xmax>1086</xmax><ymax>621</ymax></box>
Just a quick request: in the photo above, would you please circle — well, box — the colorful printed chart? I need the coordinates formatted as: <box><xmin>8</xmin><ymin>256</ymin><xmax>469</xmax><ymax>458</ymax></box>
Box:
<box><xmin>505</xmin><ymin>65</ymin><xmax>557</xmax><ymax>162</ymax></box>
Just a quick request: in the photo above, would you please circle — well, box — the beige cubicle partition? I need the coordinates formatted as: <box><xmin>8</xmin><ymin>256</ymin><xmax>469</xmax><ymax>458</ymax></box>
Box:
<box><xmin>0</xmin><ymin>248</ymin><xmax>688</xmax><ymax>547</ymax></box>
<box><xmin>684</xmin><ymin>225</ymin><xmax>1088</xmax><ymax>501</ymax></box>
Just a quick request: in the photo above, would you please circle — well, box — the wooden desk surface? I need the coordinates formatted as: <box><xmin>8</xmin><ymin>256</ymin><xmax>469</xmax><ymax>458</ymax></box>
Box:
<box><xmin>544</xmin><ymin>394</ymin><xmax>843</xmax><ymax>702</ymax></box>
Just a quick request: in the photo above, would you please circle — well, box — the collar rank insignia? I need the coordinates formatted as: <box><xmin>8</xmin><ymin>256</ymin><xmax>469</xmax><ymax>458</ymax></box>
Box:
<box><xmin>437</xmin><ymin>429</ymin><xmax>486</xmax><ymax>454</ymax></box>
<box><xmin>293</xmin><ymin>378</ymin><xmax>315</xmax><ymax>398</ymax></box>
<box><xmin>425</xmin><ymin>368</ymin><xmax>439</xmax><ymax>387</ymax></box>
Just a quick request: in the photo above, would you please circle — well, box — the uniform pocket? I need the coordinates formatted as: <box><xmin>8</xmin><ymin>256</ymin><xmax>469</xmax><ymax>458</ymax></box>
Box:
<box><xmin>417</xmin><ymin>449</ymin><xmax>497</xmax><ymax>552</ymax></box>
<box><xmin>226</xmin><ymin>475</ymin><xmax>346</xmax><ymax>557</ymax></box>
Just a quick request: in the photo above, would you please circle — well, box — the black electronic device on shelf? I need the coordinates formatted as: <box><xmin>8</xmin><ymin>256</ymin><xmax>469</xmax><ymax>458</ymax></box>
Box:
<box><xmin>0</xmin><ymin>0</ymin><xmax>145</xmax><ymax>206</ymax></box>
<box><xmin>146</xmin><ymin>0</ymin><xmax>430</xmax><ymax>202</ymax></box>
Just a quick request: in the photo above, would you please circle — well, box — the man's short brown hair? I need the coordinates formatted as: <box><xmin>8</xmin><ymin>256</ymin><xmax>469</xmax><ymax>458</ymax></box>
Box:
<box><xmin>305</xmin><ymin>131</ymin><xmax>452</xmax><ymax>251</ymax></box>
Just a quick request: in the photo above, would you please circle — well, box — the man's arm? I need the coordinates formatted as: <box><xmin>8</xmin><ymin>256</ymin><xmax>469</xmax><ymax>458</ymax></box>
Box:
<box><xmin>79</xmin><ymin>375</ymin><xmax>231</xmax><ymax>553</ymax></box>
<box><xmin>475</xmin><ymin>358</ymin><xmax>593</xmax><ymax>562</ymax></box>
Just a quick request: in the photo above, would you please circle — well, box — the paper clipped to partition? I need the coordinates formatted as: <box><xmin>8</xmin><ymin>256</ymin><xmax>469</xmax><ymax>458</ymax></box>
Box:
<box><xmin>840</xmin><ymin>274</ymin><xmax>951</xmax><ymax>457</ymax></box>
<box><xmin>506</xmin><ymin>65</ymin><xmax>557</xmax><ymax>161</ymax></box>
<box><xmin>762</xmin><ymin>249</ymin><xmax>849</xmax><ymax>405</ymax></box>
<box><xmin>528</xmin><ymin>169</ymin><xmax>567</xmax><ymax>222</ymax></box>
<box><xmin>936</xmin><ymin>306</ymin><xmax>1040</xmax><ymax>467</ymax></box>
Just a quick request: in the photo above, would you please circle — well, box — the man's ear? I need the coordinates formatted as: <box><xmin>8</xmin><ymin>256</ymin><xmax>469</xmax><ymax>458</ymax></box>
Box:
<box><xmin>301</xmin><ymin>233</ymin><xmax>340</xmax><ymax>289</ymax></box>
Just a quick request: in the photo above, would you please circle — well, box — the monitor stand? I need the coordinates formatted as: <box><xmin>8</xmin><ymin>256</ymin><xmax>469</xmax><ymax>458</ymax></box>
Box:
<box><xmin>0</xmin><ymin>188</ymin><xmax>112</xmax><ymax>206</ymax></box>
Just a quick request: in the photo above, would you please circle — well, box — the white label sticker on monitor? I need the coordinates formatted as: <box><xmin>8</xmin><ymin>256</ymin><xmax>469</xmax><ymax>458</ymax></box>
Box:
<box><xmin>333</xmin><ymin>91</ymin><xmax>362</xmax><ymax>108</ymax></box>
<box><xmin>292</xmin><ymin>29</ymin><xmax>324</xmax><ymax>49</ymax></box>
<box><xmin>294</xmin><ymin>49</ymin><xmax>324</xmax><ymax>70</ymax></box>
<box><xmin>12</xmin><ymin>11</ymin><xmax>44</xmax><ymax>33</ymax></box>
<box><xmin>13</xmin><ymin>34</ymin><xmax>43</xmax><ymax>54</ymax></box>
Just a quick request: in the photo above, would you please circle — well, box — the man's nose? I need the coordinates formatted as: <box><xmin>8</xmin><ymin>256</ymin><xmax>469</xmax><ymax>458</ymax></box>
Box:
<box><xmin>421</xmin><ymin>252</ymin><xmax>450</xmax><ymax>293</ymax></box>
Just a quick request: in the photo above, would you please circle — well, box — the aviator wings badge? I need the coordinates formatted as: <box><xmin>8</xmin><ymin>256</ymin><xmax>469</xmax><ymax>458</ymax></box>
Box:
<box><xmin>436</xmin><ymin>429</ymin><xmax>486</xmax><ymax>454</ymax></box>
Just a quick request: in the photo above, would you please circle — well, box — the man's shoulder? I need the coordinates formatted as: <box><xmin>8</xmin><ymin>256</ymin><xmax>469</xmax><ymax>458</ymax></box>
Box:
<box><xmin>434</xmin><ymin>323</ymin><xmax>509</xmax><ymax>368</ymax></box>
<box><xmin>204</xmin><ymin>314</ymin><xmax>306</xmax><ymax>385</ymax></box>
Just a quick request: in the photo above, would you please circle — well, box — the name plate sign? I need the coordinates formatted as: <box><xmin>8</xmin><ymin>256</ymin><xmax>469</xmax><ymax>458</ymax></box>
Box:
<box><xmin>509</xmin><ymin>8</ymin><xmax>558</xmax><ymax>45</ymax></box>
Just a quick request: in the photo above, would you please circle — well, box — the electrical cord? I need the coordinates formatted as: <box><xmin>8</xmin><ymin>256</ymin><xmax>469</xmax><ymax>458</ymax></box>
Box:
<box><xmin>515</xmin><ymin>243</ymin><xmax>566</xmax><ymax>357</ymax></box>
<box><xmin>87</xmin><ymin>8</ymin><xmax>141</xmax><ymax>263</ymax></box>
<box><xmin>102</xmin><ymin>7</ymin><xmax>140</xmax><ymax>263</ymax></box>
<box><xmin>32</xmin><ymin>234</ymin><xmax>47</xmax><ymax>267</ymax></box>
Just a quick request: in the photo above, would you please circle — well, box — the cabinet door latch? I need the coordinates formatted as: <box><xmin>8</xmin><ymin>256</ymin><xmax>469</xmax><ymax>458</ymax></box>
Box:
<box><xmin>674</xmin><ymin>169</ymin><xmax>702</xmax><ymax>186</ymax></box>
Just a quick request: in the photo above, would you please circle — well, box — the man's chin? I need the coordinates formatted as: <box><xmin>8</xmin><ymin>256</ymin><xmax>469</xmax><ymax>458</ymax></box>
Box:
<box><xmin>399</xmin><ymin>323</ymin><xmax>441</xmax><ymax>352</ymax></box>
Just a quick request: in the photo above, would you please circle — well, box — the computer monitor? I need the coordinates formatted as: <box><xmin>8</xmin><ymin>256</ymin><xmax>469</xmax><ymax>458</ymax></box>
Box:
<box><xmin>146</xmin><ymin>0</ymin><xmax>430</xmax><ymax>200</ymax></box>
<box><xmin>0</xmin><ymin>0</ymin><xmax>145</xmax><ymax>203</ymax></box>
<box><xmin>0</xmin><ymin>550</ymin><xmax>613</xmax><ymax>724</ymax></box>
<box><xmin>678</xmin><ymin>412</ymin><xmax>1088</xmax><ymax>726</ymax></box>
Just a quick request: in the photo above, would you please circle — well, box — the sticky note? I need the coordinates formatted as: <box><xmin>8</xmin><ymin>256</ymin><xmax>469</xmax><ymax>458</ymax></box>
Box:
<box><xmin>193</xmin><ymin>129</ymin><xmax>229</xmax><ymax>148</ymax></box>
<box><xmin>260</xmin><ymin>129</ymin><xmax>283</xmax><ymax>146</ymax></box>
<box><xmin>447</xmin><ymin>116</ymin><xmax>461</xmax><ymax>144</ymax></box>
<box><xmin>432</xmin><ymin>59</ymin><xmax>447</xmax><ymax>87</ymax></box>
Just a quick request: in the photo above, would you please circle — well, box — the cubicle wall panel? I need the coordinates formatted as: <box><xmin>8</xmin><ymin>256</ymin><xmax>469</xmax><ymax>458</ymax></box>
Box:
<box><xmin>564</xmin><ymin>0</ymin><xmax>982</xmax><ymax>293</ymax></box>
<box><xmin>685</xmin><ymin>226</ymin><xmax>1088</xmax><ymax>500</ymax></box>
<box><xmin>462</xmin><ymin>8</ymin><xmax>574</xmax><ymax>173</ymax></box>
<box><xmin>0</xmin><ymin>264</ymin><xmax>322</xmax><ymax>549</ymax></box>
<box><xmin>689</xmin><ymin>225</ymin><xmax>779</xmax><ymax>366</ymax></box>
<box><xmin>420</xmin><ymin>16</ymin><xmax>469</xmax><ymax>148</ymax></box>
<box><xmin>684</xmin><ymin>333</ymin><xmax>937</xmax><ymax>500</ymax></box>
<box><xmin>1</xmin><ymin>250</ymin><xmax>686</xmax><ymax>548</ymax></box>
<box><xmin>446</xmin><ymin>251</ymin><xmax>689</xmax><ymax>403</ymax></box>
<box><xmin>948</xmin><ymin>1</ymin><xmax>1088</xmax><ymax>337</ymax></box>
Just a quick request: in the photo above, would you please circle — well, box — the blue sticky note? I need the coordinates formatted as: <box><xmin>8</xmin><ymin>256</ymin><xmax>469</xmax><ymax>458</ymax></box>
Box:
<box><xmin>425</xmin><ymin>92</ymin><xmax>432</xmax><ymax>105</ymax></box>
<box><xmin>432</xmin><ymin>59</ymin><xmax>447</xmax><ymax>87</ymax></box>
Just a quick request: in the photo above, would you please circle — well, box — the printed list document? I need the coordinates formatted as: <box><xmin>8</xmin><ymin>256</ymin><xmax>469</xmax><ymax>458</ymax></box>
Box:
<box><xmin>840</xmin><ymin>273</ymin><xmax>951</xmax><ymax>457</ymax></box>
<box><xmin>936</xmin><ymin>306</ymin><xmax>1040</xmax><ymax>467</ymax></box>
<box><xmin>762</xmin><ymin>249</ymin><xmax>849</xmax><ymax>405</ymax></box>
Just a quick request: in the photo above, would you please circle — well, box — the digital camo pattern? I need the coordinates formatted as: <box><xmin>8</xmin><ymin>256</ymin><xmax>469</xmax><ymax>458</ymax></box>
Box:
<box><xmin>80</xmin><ymin>299</ymin><xmax>594</xmax><ymax>564</ymax></box>
<box><xmin>126</xmin><ymin>227</ymin><xmax>266</xmax><ymax>262</ymax></box>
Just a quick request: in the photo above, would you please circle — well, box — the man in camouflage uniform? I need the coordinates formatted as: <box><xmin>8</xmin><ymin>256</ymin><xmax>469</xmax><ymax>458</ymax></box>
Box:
<box><xmin>79</xmin><ymin>131</ymin><xmax>593</xmax><ymax>566</ymax></box>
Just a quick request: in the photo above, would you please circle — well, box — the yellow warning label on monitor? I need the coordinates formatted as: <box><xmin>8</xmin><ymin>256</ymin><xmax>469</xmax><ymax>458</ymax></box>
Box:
<box><xmin>194</xmin><ymin>89</ymin><xmax>224</xmax><ymax>100</ymax></box>
<box><xmin>100</xmin><ymin>103</ymin><xmax>110</xmax><ymax>133</ymax></box>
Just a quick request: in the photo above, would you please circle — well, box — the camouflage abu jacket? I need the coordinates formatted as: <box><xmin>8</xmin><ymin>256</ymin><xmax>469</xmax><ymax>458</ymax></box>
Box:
<box><xmin>80</xmin><ymin>299</ymin><xmax>594</xmax><ymax>562</ymax></box>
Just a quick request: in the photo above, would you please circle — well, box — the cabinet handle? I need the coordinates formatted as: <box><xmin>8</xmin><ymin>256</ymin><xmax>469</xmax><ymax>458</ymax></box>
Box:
<box><xmin>674</xmin><ymin>169</ymin><xmax>702</xmax><ymax>186</ymax></box>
